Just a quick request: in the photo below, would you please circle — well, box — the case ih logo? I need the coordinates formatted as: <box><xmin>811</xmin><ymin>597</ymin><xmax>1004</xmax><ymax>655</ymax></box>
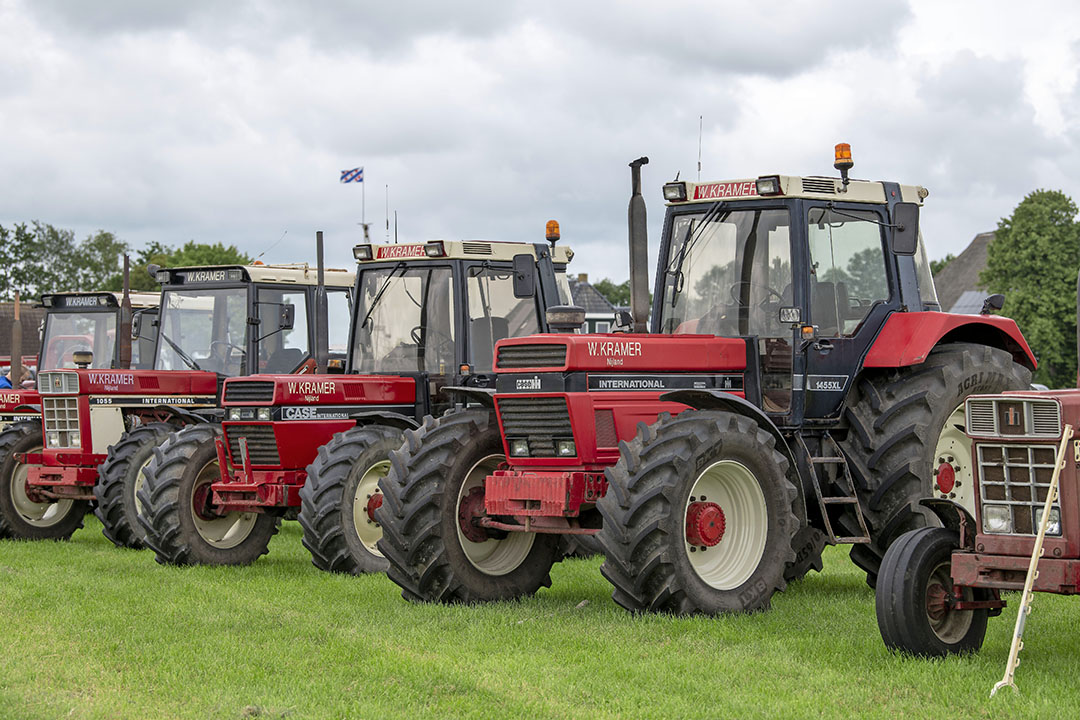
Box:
<box><xmin>1004</xmin><ymin>407</ymin><xmax>1021</xmax><ymax>426</ymax></box>
<box><xmin>376</xmin><ymin>245</ymin><xmax>428</xmax><ymax>259</ymax></box>
<box><xmin>515</xmin><ymin>376</ymin><xmax>542</xmax><ymax>391</ymax></box>
<box><xmin>693</xmin><ymin>181</ymin><xmax>758</xmax><ymax>200</ymax></box>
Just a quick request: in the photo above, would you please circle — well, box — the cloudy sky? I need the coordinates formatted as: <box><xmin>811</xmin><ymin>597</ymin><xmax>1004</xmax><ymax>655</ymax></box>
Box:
<box><xmin>2</xmin><ymin>0</ymin><xmax>1078</xmax><ymax>282</ymax></box>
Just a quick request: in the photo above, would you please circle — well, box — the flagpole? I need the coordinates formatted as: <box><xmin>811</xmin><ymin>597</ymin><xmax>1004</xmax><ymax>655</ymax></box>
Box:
<box><xmin>362</xmin><ymin>175</ymin><xmax>369</xmax><ymax>241</ymax></box>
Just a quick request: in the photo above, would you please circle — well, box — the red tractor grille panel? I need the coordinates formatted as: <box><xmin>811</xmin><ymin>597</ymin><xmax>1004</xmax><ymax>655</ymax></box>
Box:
<box><xmin>497</xmin><ymin>396</ymin><xmax>573</xmax><ymax>457</ymax></box>
<box><xmin>496</xmin><ymin>344</ymin><xmax>567</xmax><ymax>369</ymax></box>
<box><xmin>224</xmin><ymin>382</ymin><xmax>275</xmax><ymax>403</ymax></box>
<box><xmin>225</xmin><ymin>425</ymin><xmax>281</xmax><ymax>466</ymax></box>
<box><xmin>977</xmin><ymin>443</ymin><xmax>1060</xmax><ymax>535</ymax></box>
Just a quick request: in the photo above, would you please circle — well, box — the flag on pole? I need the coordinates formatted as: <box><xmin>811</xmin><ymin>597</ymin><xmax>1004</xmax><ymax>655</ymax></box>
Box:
<box><xmin>340</xmin><ymin>167</ymin><xmax>364</xmax><ymax>183</ymax></box>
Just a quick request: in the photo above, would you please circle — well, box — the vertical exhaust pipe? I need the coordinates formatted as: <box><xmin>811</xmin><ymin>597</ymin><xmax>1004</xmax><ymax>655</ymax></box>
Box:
<box><xmin>628</xmin><ymin>156</ymin><xmax>650</xmax><ymax>333</ymax></box>
<box><xmin>314</xmin><ymin>231</ymin><xmax>329</xmax><ymax>374</ymax></box>
<box><xmin>119</xmin><ymin>254</ymin><xmax>132</xmax><ymax>369</ymax></box>
<box><xmin>11</xmin><ymin>291</ymin><xmax>22</xmax><ymax>389</ymax></box>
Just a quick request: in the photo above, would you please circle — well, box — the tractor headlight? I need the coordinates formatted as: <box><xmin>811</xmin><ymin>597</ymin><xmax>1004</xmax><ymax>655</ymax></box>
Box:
<box><xmin>1036</xmin><ymin>507</ymin><xmax>1062</xmax><ymax>536</ymax></box>
<box><xmin>228</xmin><ymin>408</ymin><xmax>242</xmax><ymax>421</ymax></box>
<box><xmin>509</xmin><ymin>439</ymin><xmax>530</xmax><ymax>457</ymax></box>
<box><xmin>257</xmin><ymin>408</ymin><xmax>271</xmax><ymax>421</ymax></box>
<box><xmin>556</xmin><ymin>440</ymin><xmax>577</xmax><ymax>457</ymax></box>
<box><xmin>662</xmin><ymin>182</ymin><xmax>687</xmax><ymax>202</ymax></box>
<box><xmin>47</xmin><ymin>431</ymin><xmax>60</xmax><ymax>448</ymax></box>
<box><xmin>983</xmin><ymin>505</ymin><xmax>1012</xmax><ymax>534</ymax></box>
<box><xmin>69</xmin><ymin>431</ymin><xmax>80</xmax><ymax>448</ymax></box>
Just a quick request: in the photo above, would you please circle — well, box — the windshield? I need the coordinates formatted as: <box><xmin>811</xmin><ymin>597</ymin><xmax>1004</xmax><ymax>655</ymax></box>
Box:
<box><xmin>353</xmin><ymin>265</ymin><xmax>455</xmax><ymax>374</ymax></box>
<box><xmin>467</xmin><ymin>265</ymin><xmax>541</xmax><ymax>371</ymax></box>
<box><xmin>155</xmin><ymin>287</ymin><xmax>249</xmax><ymax>376</ymax></box>
<box><xmin>41</xmin><ymin>310</ymin><xmax>118</xmax><ymax>370</ymax></box>
<box><xmin>660</xmin><ymin>207</ymin><xmax>792</xmax><ymax>338</ymax></box>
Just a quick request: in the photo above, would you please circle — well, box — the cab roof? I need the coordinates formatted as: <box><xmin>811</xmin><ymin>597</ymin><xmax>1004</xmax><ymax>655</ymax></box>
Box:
<box><xmin>354</xmin><ymin>240</ymin><xmax>574</xmax><ymax>265</ymax></box>
<box><xmin>158</xmin><ymin>263</ymin><xmax>356</xmax><ymax>288</ymax></box>
<box><xmin>40</xmin><ymin>292</ymin><xmax>160</xmax><ymax>309</ymax></box>
<box><xmin>666</xmin><ymin>175</ymin><xmax>929</xmax><ymax>206</ymax></box>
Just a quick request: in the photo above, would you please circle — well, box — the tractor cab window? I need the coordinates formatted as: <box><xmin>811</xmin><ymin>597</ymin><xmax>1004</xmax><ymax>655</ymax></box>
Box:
<box><xmin>327</xmin><ymin>289</ymin><xmax>352</xmax><ymax>356</ymax></box>
<box><xmin>155</xmin><ymin>287</ymin><xmax>249</xmax><ymax>376</ymax></box>
<box><xmin>467</xmin><ymin>265</ymin><xmax>542</xmax><ymax>372</ymax></box>
<box><xmin>353</xmin><ymin>265</ymin><xmax>456</xmax><ymax>375</ymax></box>
<box><xmin>40</xmin><ymin>311</ymin><xmax>118</xmax><ymax>370</ymax></box>
<box><xmin>807</xmin><ymin>207</ymin><xmax>890</xmax><ymax>337</ymax></box>
<box><xmin>913</xmin><ymin>233</ymin><xmax>940</xmax><ymax>310</ymax></box>
<box><xmin>555</xmin><ymin>268</ymin><xmax>574</xmax><ymax>307</ymax></box>
<box><xmin>257</xmin><ymin>287</ymin><xmax>310</xmax><ymax>374</ymax></box>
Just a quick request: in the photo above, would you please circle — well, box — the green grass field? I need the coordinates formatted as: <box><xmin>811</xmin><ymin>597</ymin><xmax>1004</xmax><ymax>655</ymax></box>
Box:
<box><xmin>1</xmin><ymin>519</ymin><xmax>1077</xmax><ymax>720</ymax></box>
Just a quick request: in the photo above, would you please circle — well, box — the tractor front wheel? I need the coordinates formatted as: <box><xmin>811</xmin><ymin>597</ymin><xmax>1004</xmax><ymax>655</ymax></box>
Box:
<box><xmin>598</xmin><ymin>410</ymin><xmax>800</xmax><ymax>615</ymax></box>
<box><xmin>298</xmin><ymin>424</ymin><xmax>405</xmax><ymax>574</ymax></box>
<box><xmin>0</xmin><ymin>423</ymin><xmax>88</xmax><ymax>540</ymax></box>
<box><xmin>137</xmin><ymin>424</ymin><xmax>279</xmax><ymax>566</ymax></box>
<box><xmin>94</xmin><ymin>422</ymin><xmax>175</xmax><ymax>548</ymax></box>
<box><xmin>376</xmin><ymin>410</ymin><xmax>561</xmax><ymax>603</ymax></box>
<box><xmin>876</xmin><ymin>527</ymin><xmax>988</xmax><ymax>656</ymax></box>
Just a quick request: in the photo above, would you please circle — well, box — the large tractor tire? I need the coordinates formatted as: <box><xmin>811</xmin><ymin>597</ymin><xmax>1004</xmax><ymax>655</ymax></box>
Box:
<box><xmin>298</xmin><ymin>424</ymin><xmax>404</xmax><ymax>574</ymax></box>
<box><xmin>876</xmin><ymin>527</ymin><xmax>988</xmax><ymax>657</ymax></box>
<box><xmin>94</xmin><ymin>422</ymin><xmax>175</xmax><ymax>549</ymax></box>
<box><xmin>785</xmin><ymin>526</ymin><xmax>827</xmax><ymax>582</ymax></box>
<box><xmin>598</xmin><ymin>410</ymin><xmax>800</xmax><ymax>615</ymax></box>
<box><xmin>376</xmin><ymin>410</ymin><xmax>561</xmax><ymax>604</ymax></box>
<box><xmin>0</xmin><ymin>422</ymin><xmax>88</xmax><ymax>540</ymax></box>
<box><xmin>841</xmin><ymin>342</ymin><xmax>1031</xmax><ymax>585</ymax></box>
<box><xmin>138</xmin><ymin>424</ymin><xmax>279</xmax><ymax>566</ymax></box>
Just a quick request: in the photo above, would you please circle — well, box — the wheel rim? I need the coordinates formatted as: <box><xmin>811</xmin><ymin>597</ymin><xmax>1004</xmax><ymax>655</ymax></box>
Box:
<box><xmin>9</xmin><ymin>444</ymin><xmax>75</xmax><ymax>527</ymax></box>
<box><xmin>455</xmin><ymin>453</ymin><xmax>534</xmax><ymax>576</ymax></box>
<box><xmin>352</xmin><ymin>459</ymin><xmax>390</xmax><ymax>557</ymax></box>
<box><xmin>189</xmin><ymin>459</ymin><xmax>256</xmax><ymax>549</ymax></box>
<box><xmin>925</xmin><ymin>559</ymin><xmax>973</xmax><ymax>643</ymax></box>
<box><xmin>684</xmin><ymin>460</ymin><xmax>768</xmax><ymax>590</ymax></box>
<box><xmin>133</xmin><ymin>456</ymin><xmax>152</xmax><ymax>517</ymax></box>
<box><xmin>934</xmin><ymin>404</ymin><xmax>974</xmax><ymax>513</ymax></box>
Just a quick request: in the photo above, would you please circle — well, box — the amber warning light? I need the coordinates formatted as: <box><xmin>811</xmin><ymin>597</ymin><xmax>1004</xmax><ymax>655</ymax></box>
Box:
<box><xmin>834</xmin><ymin>142</ymin><xmax>853</xmax><ymax>187</ymax></box>
<box><xmin>546</xmin><ymin>220</ymin><xmax>560</xmax><ymax>243</ymax></box>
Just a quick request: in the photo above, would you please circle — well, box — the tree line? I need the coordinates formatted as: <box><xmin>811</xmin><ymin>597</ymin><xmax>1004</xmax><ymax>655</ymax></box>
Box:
<box><xmin>0</xmin><ymin>222</ymin><xmax>250</xmax><ymax>300</ymax></box>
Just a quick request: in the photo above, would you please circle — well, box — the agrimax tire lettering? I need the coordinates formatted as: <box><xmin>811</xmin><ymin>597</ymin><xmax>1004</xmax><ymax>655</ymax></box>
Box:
<box><xmin>957</xmin><ymin>371</ymin><xmax>1005</xmax><ymax>395</ymax></box>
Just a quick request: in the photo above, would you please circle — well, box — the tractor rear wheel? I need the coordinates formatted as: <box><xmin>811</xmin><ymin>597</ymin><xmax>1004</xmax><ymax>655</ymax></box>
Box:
<box><xmin>876</xmin><ymin>527</ymin><xmax>988</xmax><ymax>656</ymax></box>
<box><xmin>0</xmin><ymin>423</ymin><xmax>88</xmax><ymax>540</ymax></box>
<box><xmin>376</xmin><ymin>410</ymin><xmax>561</xmax><ymax>603</ymax></box>
<box><xmin>841</xmin><ymin>342</ymin><xmax>1031</xmax><ymax>585</ymax></box>
<box><xmin>94</xmin><ymin>422</ymin><xmax>174</xmax><ymax>549</ymax></box>
<box><xmin>138</xmin><ymin>424</ymin><xmax>279</xmax><ymax>566</ymax></box>
<box><xmin>298</xmin><ymin>424</ymin><xmax>404</xmax><ymax>574</ymax></box>
<box><xmin>598</xmin><ymin>410</ymin><xmax>800</xmax><ymax>615</ymax></box>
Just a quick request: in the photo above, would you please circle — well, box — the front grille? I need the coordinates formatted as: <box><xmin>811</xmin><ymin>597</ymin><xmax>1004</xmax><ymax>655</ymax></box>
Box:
<box><xmin>496</xmin><ymin>344</ymin><xmax>567</xmax><ymax>369</ymax></box>
<box><xmin>801</xmin><ymin>177</ymin><xmax>836</xmax><ymax>194</ymax></box>
<box><xmin>965</xmin><ymin>397</ymin><xmax>1062</xmax><ymax>438</ymax></box>
<box><xmin>977</xmin><ymin>443</ymin><xmax>1060</xmax><ymax>535</ymax></box>
<box><xmin>224</xmin><ymin>381</ymin><xmax>275</xmax><ymax>403</ymax></box>
<box><xmin>38</xmin><ymin>371</ymin><xmax>79</xmax><ymax>394</ymax></box>
<box><xmin>498</xmin><ymin>396</ymin><xmax>573</xmax><ymax>457</ymax></box>
<box><xmin>43</xmin><ymin>396</ymin><xmax>80</xmax><ymax>448</ymax></box>
<box><xmin>225</xmin><ymin>424</ymin><xmax>281</xmax><ymax>466</ymax></box>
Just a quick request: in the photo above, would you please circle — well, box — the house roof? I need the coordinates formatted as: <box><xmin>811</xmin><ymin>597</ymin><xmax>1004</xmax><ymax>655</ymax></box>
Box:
<box><xmin>933</xmin><ymin>231</ymin><xmax>994</xmax><ymax>313</ymax></box>
<box><xmin>949</xmin><ymin>290</ymin><xmax>986</xmax><ymax>314</ymax></box>
<box><xmin>0</xmin><ymin>303</ymin><xmax>46</xmax><ymax>357</ymax></box>
<box><xmin>568</xmin><ymin>274</ymin><xmax>617</xmax><ymax>314</ymax></box>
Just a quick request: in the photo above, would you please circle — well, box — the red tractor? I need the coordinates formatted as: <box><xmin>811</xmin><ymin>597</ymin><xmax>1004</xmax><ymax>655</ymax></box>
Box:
<box><xmin>376</xmin><ymin>147</ymin><xmax>1036</xmax><ymax>614</ymax></box>
<box><xmin>0</xmin><ymin>290</ymin><xmax>158</xmax><ymax>539</ymax></box>
<box><xmin>137</xmin><ymin>235</ymin><xmax>574</xmax><ymax>568</ymax></box>
<box><xmin>0</xmin><ymin>258</ymin><xmax>354</xmax><ymax>544</ymax></box>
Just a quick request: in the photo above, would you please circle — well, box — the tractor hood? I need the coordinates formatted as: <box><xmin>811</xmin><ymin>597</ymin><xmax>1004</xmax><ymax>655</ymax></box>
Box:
<box><xmin>221</xmin><ymin>374</ymin><xmax>417</xmax><ymax>406</ymax></box>
<box><xmin>37</xmin><ymin>369</ymin><xmax>219</xmax><ymax>396</ymax></box>
<box><xmin>493</xmin><ymin>334</ymin><xmax>747</xmax><ymax>373</ymax></box>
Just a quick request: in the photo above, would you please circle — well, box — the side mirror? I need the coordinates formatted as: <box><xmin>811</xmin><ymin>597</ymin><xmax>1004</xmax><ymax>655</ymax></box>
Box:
<box><xmin>890</xmin><ymin>202</ymin><xmax>920</xmax><ymax>255</ymax></box>
<box><xmin>981</xmin><ymin>294</ymin><xmax>1005</xmax><ymax>315</ymax></box>
<box><xmin>131</xmin><ymin>310</ymin><xmax>144</xmax><ymax>339</ymax></box>
<box><xmin>147</xmin><ymin>263</ymin><xmax>161</xmax><ymax>280</ymax></box>
<box><xmin>614</xmin><ymin>310</ymin><xmax>633</xmax><ymax>330</ymax></box>
<box><xmin>546</xmin><ymin>305</ymin><xmax>585</xmax><ymax>333</ymax></box>
<box><xmin>279</xmin><ymin>304</ymin><xmax>295</xmax><ymax>331</ymax></box>
<box><xmin>512</xmin><ymin>254</ymin><xmax>536</xmax><ymax>299</ymax></box>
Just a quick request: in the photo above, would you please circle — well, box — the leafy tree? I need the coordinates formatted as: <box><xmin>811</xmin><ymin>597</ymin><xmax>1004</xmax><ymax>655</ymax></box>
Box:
<box><xmin>592</xmin><ymin>278</ymin><xmax>631</xmax><ymax>307</ymax></box>
<box><xmin>980</xmin><ymin>189</ymin><xmax>1080</xmax><ymax>387</ymax></box>
<box><xmin>930</xmin><ymin>253</ymin><xmax>956</xmax><ymax>276</ymax></box>
<box><xmin>116</xmin><ymin>240</ymin><xmax>253</xmax><ymax>292</ymax></box>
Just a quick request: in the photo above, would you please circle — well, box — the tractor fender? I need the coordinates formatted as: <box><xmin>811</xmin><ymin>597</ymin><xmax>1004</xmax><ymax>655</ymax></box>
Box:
<box><xmin>350</xmin><ymin>410</ymin><xmax>420</xmax><ymax>431</ymax></box>
<box><xmin>918</xmin><ymin>497</ymin><xmax>977</xmax><ymax>549</ymax></box>
<box><xmin>443</xmin><ymin>386</ymin><xmax>496</xmax><ymax>409</ymax></box>
<box><xmin>145</xmin><ymin>404</ymin><xmax>217</xmax><ymax>425</ymax></box>
<box><xmin>863</xmin><ymin>312</ymin><xmax>1036</xmax><ymax>370</ymax></box>
<box><xmin>12</xmin><ymin>404</ymin><xmax>40</xmax><ymax>414</ymax></box>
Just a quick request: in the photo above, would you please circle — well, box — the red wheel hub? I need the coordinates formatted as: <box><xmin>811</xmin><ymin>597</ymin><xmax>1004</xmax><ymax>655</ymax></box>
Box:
<box><xmin>365</xmin><ymin>493</ymin><xmax>383</xmax><ymax>523</ymax></box>
<box><xmin>936</xmin><ymin>463</ymin><xmax>956</xmax><ymax>494</ymax></box>
<box><xmin>925</xmin><ymin>582</ymin><xmax>948</xmax><ymax>622</ymax></box>
<box><xmin>191</xmin><ymin>483</ymin><xmax>219</xmax><ymax>521</ymax></box>
<box><xmin>457</xmin><ymin>486</ymin><xmax>488</xmax><ymax>543</ymax></box>
<box><xmin>686</xmin><ymin>501</ymin><xmax>725</xmax><ymax>547</ymax></box>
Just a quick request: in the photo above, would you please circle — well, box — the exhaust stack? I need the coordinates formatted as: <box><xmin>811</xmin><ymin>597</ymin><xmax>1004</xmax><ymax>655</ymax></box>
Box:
<box><xmin>119</xmin><ymin>254</ymin><xmax>133</xmax><ymax>369</ymax></box>
<box><xmin>627</xmin><ymin>156</ymin><xmax>650</xmax><ymax>333</ymax></box>
<box><xmin>11</xmin><ymin>291</ymin><xmax>22</xmax><ymax>388</ymax></box>
<box><xmin>314</xmin><ymin>231</ymin><xmax>329</xmax><ymax>374</ymax></box>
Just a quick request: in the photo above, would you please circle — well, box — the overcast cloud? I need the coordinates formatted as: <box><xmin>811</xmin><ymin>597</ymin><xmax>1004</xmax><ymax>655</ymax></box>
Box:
<box><xmin>2</xmin><ymin>0</ymin><xmax>1079</xmax><ymax>282</ymax></box>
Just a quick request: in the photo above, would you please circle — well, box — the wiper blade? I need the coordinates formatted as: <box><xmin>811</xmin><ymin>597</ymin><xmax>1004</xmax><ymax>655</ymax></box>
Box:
<box><xmin>159</xmin><ymin>332</ymin><xmax>202</xmax><ymax>371</ymax></box>
<box><xmin>359</xmin><ymin>262</ymin><xmax>405</xmax><ymax>332</ymax></box>
<box><xmin>667</xmin><ymin>202</ymin><xmax>728</xmax><ymax>305</ymax></box>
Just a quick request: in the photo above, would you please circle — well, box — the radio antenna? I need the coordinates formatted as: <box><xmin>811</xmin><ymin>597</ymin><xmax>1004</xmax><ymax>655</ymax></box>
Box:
<box><xmin>256</xmin><ymin>230</ymin><xmax>287</xmax><ymax>261</ymax></box>
<box><xmin>697</xmin><ymin>115</ymin><xmax>703</xmax><ymax>181</ymax></box>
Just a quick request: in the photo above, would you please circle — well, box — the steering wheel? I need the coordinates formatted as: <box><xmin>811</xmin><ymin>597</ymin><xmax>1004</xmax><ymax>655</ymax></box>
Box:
<box><xmin>210</xmin><ymin>340</ymin><xmax>246</xmax><ymax>356</ymax></box>
<box><xmin>410</xmin><ymin>325</ymin><xmax>455</xmax><ymax>357</ymax></box>
<box><xmin>729</xmin><ymin>282</ymin><xmax>784</xmax><ymax>307</ymax></box>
